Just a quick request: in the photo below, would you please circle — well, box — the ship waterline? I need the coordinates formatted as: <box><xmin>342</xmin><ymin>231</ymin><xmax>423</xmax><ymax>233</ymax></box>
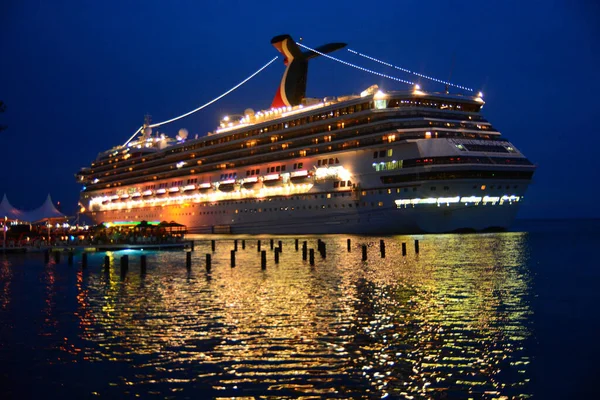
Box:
<box><xmin>77</xmin><ymin>35</ymin><xmax>534</xmax><ymax>233</ymax></box>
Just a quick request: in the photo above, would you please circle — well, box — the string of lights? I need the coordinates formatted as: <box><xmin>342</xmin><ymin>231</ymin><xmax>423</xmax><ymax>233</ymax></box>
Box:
<box><xmin>347</xmin><ymin>49</ymin><xmax>473</xmax><ymax>92</ymax></box>
<box><xmin>296</xmin><ymin>42</ymin><xmax>414</xmax><ymax>86</ymax></box>
<box><xmin>123</xmin><ymin>56</ymin><xmax>279</xmax><ymax>147</ymax></box>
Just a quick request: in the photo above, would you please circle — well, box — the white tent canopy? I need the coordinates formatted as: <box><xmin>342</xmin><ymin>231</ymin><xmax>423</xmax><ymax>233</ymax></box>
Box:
<box><xmin>0</xmin><ymin>194</ymin><xmax>24</xmax><ymax>220</ymax></box>
<box><xmin>0</xmin><ymin>194</ymin><xmax>67</xmax><ymax>223</ymax></box>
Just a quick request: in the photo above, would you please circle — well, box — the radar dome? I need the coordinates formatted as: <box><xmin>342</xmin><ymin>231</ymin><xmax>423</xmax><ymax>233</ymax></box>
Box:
<box><xmin>178</xmin><ymin>128</ymin><xmax>188</xmax><ymax>140</ymax></box>
<box><xmin>244</xmin><ymin>108</ymin><xmax>255</xmax><ymax>118</ymax></box>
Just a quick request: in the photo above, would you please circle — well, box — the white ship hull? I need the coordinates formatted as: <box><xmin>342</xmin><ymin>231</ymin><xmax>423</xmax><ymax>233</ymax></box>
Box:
<box><xmin>78</xmin><ymin>69</ymin><xmax>535</xmax><ymax>235</ymax></box>
<box><xmin>88</xmin><ymin>179</ymin><xmax>528</xmax><ymax>234</ymax></box>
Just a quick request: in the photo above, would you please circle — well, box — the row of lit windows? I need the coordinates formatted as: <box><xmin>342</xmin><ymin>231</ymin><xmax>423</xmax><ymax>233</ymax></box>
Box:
<box><xmin>220</xmin><ymin>172</ymin><xmax>237</xmax><ymax>180</ymax></box>
<box><xmin>317</xmin><ymin>157</ymin><xmax>340</xmax><ymax>166</ymax></box>
<box><xmin>267</xmin><ymin>164</ymin><xmax>287</xmax><ymax>173</ymax></box>
<box><xmin>93</xmin><ymin>97</ymin><xmax>485</xmax><ymax>168</ymax></box>
<box><xmin>88</xmin><ymin>103</ymin><xmax>490</xmax><ymax>178</ymax></box>
<box><xmin>456</xmin><ymin>143</ymin><xmax>515</xmax><ymax>153</ymax></box>
<box><xmin>373</xmin><ymin>149</ymin><xmax>393</xmax><ymax>159</ymax></box>
<box><xmin>94</xmin><ymin>183</ymin><xmax>524</xmax><ymax>219</ymax></box>
<box><xmin>333</xmin><ymin>180</ymin><xmax>353</xmax><ymax>188</ymax></box>
<box><xmin>389</xmin><ymin>99</ymin><xmax>481</xmax><ymax>113</ymax></box>
<box><xmin>373</xmin><ymin>160</ymin><xmax>403</xmax><ymax>172</ymax></box>
<box><xmin>234</xmin><ymin>202</ymin><xmax>367</xmax><ymax>213</ymax></box>
<box><xmin>86</xmin><ymin>117</ymin><xmax>497</xmax><ymax>189</ymax></box>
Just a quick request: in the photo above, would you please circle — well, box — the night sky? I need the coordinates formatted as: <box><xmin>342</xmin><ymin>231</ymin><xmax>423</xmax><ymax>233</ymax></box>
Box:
<box><xmin>1</xmin><ymin>1</ymin><xmax>598</xmax><ymax>219</ymax></box>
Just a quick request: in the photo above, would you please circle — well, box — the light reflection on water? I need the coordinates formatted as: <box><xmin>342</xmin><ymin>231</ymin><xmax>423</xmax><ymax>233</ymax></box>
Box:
<box><xmin>0</xmin><ymin>233</ymin><xmax>532</xmax><ymax>398</ymax></box>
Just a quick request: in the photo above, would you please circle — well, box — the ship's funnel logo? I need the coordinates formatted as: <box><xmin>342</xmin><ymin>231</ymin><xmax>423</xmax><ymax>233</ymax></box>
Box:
<box><xmin>271</xmin><ymin>35</ymin><xmax>346</xmax><ymax>108</ymax></box>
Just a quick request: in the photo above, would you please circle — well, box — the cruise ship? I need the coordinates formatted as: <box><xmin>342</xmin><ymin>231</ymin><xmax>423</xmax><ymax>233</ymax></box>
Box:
<box><xmin>76</xmin><ymin>35</ymin><xmax>535</xmax><ymax>234</ymax></box>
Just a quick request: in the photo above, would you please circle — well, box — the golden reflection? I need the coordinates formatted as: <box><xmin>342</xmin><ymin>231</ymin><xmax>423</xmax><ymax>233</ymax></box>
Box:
<box><xmin>0</xmin><ymin>255</ymin><xmax>11</xmax><ymax>311</ymax></box>
<box><xmin>72</xmin><ymin>233</ymin><xmax>532</xmax><ymax>397</ymax></box>
<box><xmin>42</xmin><ymin>257</ymin><xmax>58</xmax><ymax>336</ymax></box>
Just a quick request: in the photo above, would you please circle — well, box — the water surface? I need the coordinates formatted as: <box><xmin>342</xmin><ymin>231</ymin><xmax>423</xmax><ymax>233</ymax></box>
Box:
<box><xmin>1</xmin><ymin>220</ymin><xmax>599</xmax><ymax>398</ymax></box>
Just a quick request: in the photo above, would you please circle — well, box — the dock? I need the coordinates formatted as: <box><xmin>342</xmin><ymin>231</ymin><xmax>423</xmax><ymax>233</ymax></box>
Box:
<box><xmin>1</xmin><ymin>240</ymin><xmax>195</xmax><ymax>253</ymax></box>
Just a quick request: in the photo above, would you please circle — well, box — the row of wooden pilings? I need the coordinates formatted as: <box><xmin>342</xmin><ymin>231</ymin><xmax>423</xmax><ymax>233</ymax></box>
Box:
<box><xmin>43</xmin><ymin>238</ymin><xmax>420</xmax><ymax>277</ymax></box>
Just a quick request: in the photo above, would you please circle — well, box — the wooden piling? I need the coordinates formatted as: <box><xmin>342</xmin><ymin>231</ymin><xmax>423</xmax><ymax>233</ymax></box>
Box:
<box><xmin>274</xmin><ymin>248</ymin><xmax>280</xmax><ymax>263</ymax></box>
<box><xmin>415</xmin><ymin>239</ymin><xmax>420</xmax><ymax>254</ymax></box>
<box><xmin>402</xmin><ymin>242</ymin><xmax>407</xmax><ymax>256</ymax></box>
<box><xmin>302</xmin><ymin>242</ymin><xmax>307</xmax><ymax>260</ymax></box>
<box><xmin>261</xmin><ymin>250</ymin><xmax>267</xmax><ymax>269</ymax></box>
<box><xmin>120</xmin><ymin>255</ymin><xmax>129</xmax><ymax>278</ymax></box>
<box><xmin>140</xmin><ymin>254</ymin><xmax>147</xmax><ymax>275</ymax></box>
<box><xmin>257</xmin><ymin>240</ymin><xmax>261</xmax><ymax>252</ymax></box>
<box><xmin>186</xmin><ymin>251</ymin><xmax>192</xmax><ymax>270</ymax></box>
<box><xmin>380</xmin><ymin>240</ymin><xmax>386</xmax><ymax>258</ymax></box>
<box><xmin>211</xmin><ymin>239</ymin><xmax>216</xmax><ymax>252</ymax></box>
<box><xmin>270</xmin><ymin>238</ymin><xmax>274</xmax><ymax>250</ymax></box>
<box><xmin>205</xmin><ymin>253</ymin><xmax>211</xmax><ymax>272</ymax></box>
<box><xmin>230</xmin><ymin>249</ymin><xmax>236</xmax><ymax>268</ymax></box>
<box><xmin>278</xmin><ymin>240</ymin><xmax>282</xmax><ymax>252</ymax></box>
<box><xmin>347</xmin><ymin>238</ymin><xmax>351</xmax><ymax>252</ymax></box>
<box><xmin>190</xmin><ymin>240</ymin><xmax>195</xmax><ymax>251</ymax></box>
<box><xmin>295</xmin><ymin>238</ymin><xmax>299</xmax><ymax>251</ymax></box>
<box><xmin>320</xmin><ymin>242</ymin><xmax>326</xmax><ymax>259</ymax></box>
<box><xmin>234</xmin><ymin>239</ymin><xmax>238</xmax><ymax>251</ymax></box>
<box><xmin>309</xmin><ymin>249</ymin><xmax>315</xmax><ymax>266</ymax></box>
<box><xmin>362</xmin><ymin>245</ymin><xmax>367</xmax><ymax>261</ymax></box>
<box><xmin>242</xmin><ymin>239</ymin><xmax>246</xmax><ymax>250</ymax></box>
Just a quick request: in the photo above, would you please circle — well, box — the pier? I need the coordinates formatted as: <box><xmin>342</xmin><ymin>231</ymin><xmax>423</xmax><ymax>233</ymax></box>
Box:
<box><xmin>1</xmin><ymin>241</ymin><xmax>194</xmax><ymax>253</ymax></box>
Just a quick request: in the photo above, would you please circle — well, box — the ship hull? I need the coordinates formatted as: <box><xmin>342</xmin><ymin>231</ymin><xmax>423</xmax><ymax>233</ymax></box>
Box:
<box><xmin>86</xmin><ymin>180</ymin><xmax>528</xmax><ymax>234</ymax></box>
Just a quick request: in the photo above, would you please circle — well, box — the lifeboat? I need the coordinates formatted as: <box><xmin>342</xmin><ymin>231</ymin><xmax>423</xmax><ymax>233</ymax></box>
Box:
<box><xmin>262</xmin><ymin>174</ymin><xmax>282</xmax><ymax>187</ymax></box>
<box><xmin>131</xmin><ymin>192</ymin><xmax>141</xmax><ymax>199</ymax></box>
<box><xmin>290</xmin><ymin>170</ymin><xmax>312</xmax><ymax>184</ymax></box>
<box><xmin>242</xmin><ymin>177</ymin><xmax>259</xmax><ymax>189</ymax></box>
<box><xmin>142</xmin><ymin>190</ymin><xmax>153</xmax><ymax>197</ymax></box>
<box><xmin>218</xmin><ymin>179</ymin><xmax>236</xmax><ymax>192</ymax></box>
<box><xmin>168</xmin><ymin>187</ymin><xmax>180</xmax><ymax>196</ymax></box>
<box><xmin>198</xmin><ymin>183</ymin><xmax>213</xmax><ymax>193</ymax></box>
<box><xmin>183</xmin><ymin>184</ymin><xmax>196</xmax><ymax>192</ymax></box>
<box><xmin>155</xmin><ymin>189</ymin><xmax>167</xmax><ymax>196</ymax></box>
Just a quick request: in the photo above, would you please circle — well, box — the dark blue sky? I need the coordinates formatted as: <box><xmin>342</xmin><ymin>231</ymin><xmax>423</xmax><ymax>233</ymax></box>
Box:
<box><xmin>1</xmin><ymin>1</ymin><xmax>598</xmax><ymax>218</ymax></box>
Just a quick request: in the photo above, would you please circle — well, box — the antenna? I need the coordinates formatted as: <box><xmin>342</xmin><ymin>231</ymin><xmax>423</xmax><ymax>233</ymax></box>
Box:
<box><xmin>445</xmin><ymin>53</ymin><xmax>456</xmax><ymax>94</ymax></box>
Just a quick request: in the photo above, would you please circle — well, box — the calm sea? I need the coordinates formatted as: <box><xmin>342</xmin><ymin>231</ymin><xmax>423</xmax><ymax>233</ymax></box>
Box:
<box><xmin>0</xmin><ymin>219</ymin><xmax>598</xmax><ymax>399</ymax></box>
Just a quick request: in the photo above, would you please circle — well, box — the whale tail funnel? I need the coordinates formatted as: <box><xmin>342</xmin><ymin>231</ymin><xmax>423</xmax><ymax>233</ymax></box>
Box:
<box><xmin>271</xmin><ymin>35</ymin><xmax>346</xmax><ymax>108</ymax></box>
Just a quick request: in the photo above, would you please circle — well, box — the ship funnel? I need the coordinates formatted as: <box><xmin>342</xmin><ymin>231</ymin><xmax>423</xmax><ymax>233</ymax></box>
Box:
<box><xmin>271</xmin><ymin>35</ymin><xmax>346</xmax><ymax>108</ymax></box>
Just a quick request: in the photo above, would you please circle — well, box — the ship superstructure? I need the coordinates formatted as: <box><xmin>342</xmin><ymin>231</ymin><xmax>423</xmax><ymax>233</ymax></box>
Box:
<box><xmin>76</xmin><ymin>35</ymin><xmax>535</xmax><ymax>233</ymax></box>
